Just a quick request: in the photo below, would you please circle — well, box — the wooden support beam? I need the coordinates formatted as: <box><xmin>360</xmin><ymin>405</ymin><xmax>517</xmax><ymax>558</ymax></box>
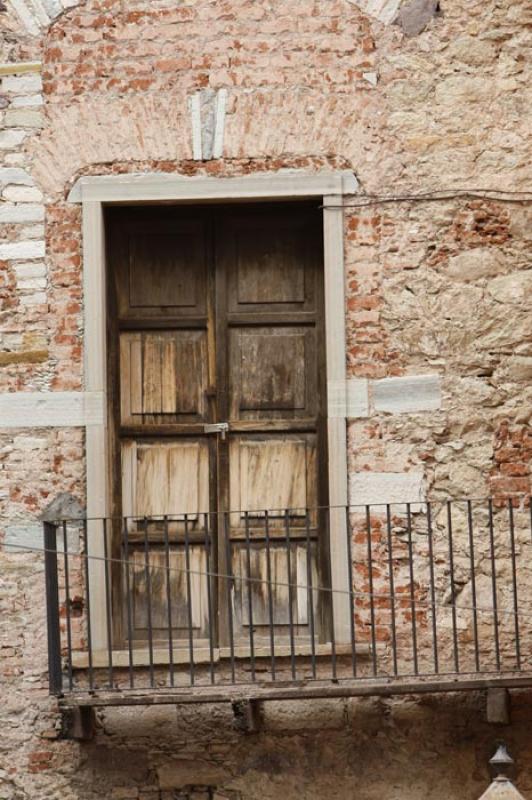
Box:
<box><xmin>232</xmin><ymin>699</ymin><xmax>262</xmax><ymax>734</ymax></box>
<box><xmin>58</xmin><ymin>674</ymin><xmax>532</xmax><ymax>711</ymax></box>
<box><xmin>487</xmin><ymin>688</ymin><xmax>511</xmax><ymax>725</ymax></box>
<box><xmin>62</xmin><ymin>707</ymin><xmax>97</xmax><ymax>741</ymax></box>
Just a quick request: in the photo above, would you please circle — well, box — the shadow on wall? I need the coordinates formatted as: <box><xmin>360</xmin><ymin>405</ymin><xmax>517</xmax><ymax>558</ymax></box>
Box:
<box><xmin>66</xmin><ymin>694</ymin><xmax>532</xmax><ymax>800</ymax></box>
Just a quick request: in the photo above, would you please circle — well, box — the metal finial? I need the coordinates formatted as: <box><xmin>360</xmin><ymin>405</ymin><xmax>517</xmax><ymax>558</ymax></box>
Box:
<box><xmin>490</xmin><ymin>743</ymin><xmax>515</xmax><ymax>780</ymax></box>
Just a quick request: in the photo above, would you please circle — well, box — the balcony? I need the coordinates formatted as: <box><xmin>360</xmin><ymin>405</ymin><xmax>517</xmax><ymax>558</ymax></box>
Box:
<box><xmin>43</xmin><ymin>498</ymin><xmax>532</xmax><ymax>725</ymax></box>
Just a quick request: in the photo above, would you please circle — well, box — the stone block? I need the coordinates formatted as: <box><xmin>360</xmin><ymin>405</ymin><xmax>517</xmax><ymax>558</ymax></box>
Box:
<box><xmin>0</xmin><ymin>240</ymin><xmax>45</xmax><ymax>260</ymax></box>
<box><xmin>372</xmin><ymin>374</ymin><xmax>442</xmax><ymax>414</ymax></box>
<box><xmin>0</xmin><ymin>203</ymin><xmax>44</xmax><ymax>223</ymax></box>
<box><xmin>19</xmin><ymin>291</ymin><xmax>47</xmax><ymax>305</ymax></box>
<box><xmin>349</xmin><ymin>471</ymin><xmax>425</xmax><ymax>507</ymax></box>
<box><xmin>0</xmin><ymin>167</ymin><xmax>34</xmax><ymax>186</ymax></box>
<box><xmin>10</xmin><ymin>94</ymin><xmax>44</xmax><ymax>108</ymax></box>
<box><xmin>486</xmin><ymin>688</ymin><xmax>511</xmax><ymax>725</ymax></box>
<box><xmin>4</xmin><ymin>110</ymin><xmax>44</xmax><ymax>128</ymax></box>
<box><xmin>1</xmin><ymin>74</ymin><xmax>43</xmax><ymax>94</ymax></box>
<box><xmin>2</xmin><ymin>185</ymin><xmax>43</xmax><ymax>202</ymax></box>
<box><xmin>0</xmin><ymin>130</ymin><xmax>27</xmax><ymax>149</ymax></box>
<box><xmin>14</xmin><ymin>261</ymin><xmax>46</xmax><ymax>278</ymax></box>
<box><xmin>446</xmin><ymin>248</ymin><xmax>506</xmax><ymax>281</ymax></box>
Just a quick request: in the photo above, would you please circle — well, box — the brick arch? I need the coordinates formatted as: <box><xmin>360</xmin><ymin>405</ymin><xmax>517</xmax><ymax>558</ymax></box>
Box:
<box><xmin>9</xmin><ymin>0</ymin><xmax>400</xmax><ymax>38</ymax></box>
<box><xmin>29</xmin><ymin>0</ymin><xmax>382</xmax><ymax>197</ymax></box>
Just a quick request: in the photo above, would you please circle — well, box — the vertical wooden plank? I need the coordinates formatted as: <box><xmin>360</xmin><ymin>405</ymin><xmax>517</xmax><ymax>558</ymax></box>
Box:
<box><xmin>129</xmin><ymin>336</ymin><xmax>143</xmax><ymax>415</ymax></box>
<box><xmin>143</xmin><ymin>336</ymin><xmax>163</xmax><ymax>414</ymax></box>
<box><xmin>161</xmin><ymin>336</ymin><xmax>177</xmax><ymax>413</ymax></box>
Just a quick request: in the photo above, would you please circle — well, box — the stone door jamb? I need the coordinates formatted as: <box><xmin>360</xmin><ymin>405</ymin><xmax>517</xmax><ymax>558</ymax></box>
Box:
<box><xmin>69</xmin><ymin>170</ymin><xmax>358</xmax><ymax>648</ymax></box>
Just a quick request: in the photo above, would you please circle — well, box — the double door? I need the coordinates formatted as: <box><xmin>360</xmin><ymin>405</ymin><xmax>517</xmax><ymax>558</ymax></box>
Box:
<box><xmin>107</xmin><ymin>202</ymin><xmax>328</xmax><ymax>651</ymax></box>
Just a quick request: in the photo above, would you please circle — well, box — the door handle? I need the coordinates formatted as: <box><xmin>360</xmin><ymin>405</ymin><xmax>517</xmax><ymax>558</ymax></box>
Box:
<box><xmin>204</xmin><ymin>422</ymin><xmax>229</xmax><ymax>440</ymax></box>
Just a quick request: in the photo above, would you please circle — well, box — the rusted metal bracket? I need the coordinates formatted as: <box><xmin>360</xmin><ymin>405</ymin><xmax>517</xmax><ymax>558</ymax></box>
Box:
<box><xmin>231</xmin><ymin>699</ymin><xmax>261</xmax><ymax>734</ymax></box>
<box><xmin>62</xmin><ymin>706</ymin><xmax>97</xmax><ymax>741</ymax></box>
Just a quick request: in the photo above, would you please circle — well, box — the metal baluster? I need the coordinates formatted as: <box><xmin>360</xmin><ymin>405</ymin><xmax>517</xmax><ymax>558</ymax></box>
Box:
<box><xmin>264</xmin><ymin>511</ymin><xmax>276</xmax><ymax>682</ymax></box>
<box><xmin>365</xmin><ymin>505</ymin><xmax>377</xmax><ymax>677</ymax></box>
<box><xmin>345</xmin><ymin>505</ymin><xmax>357</xmax><ymax>678</ymax></box>
<box><xmin>446</xmin><ymin>502</ymin><xmax>459</xmax><ymax>673</ymax></box>
<box><xmin>284</xmin><ymin>510</ymin><xmax>297</xmax><ymax>680</ymax></box>
<box><xmin>488</xmin><ymin>499</ymin><xmax>501</xmax><ymax>672</ymax></box>
<box><xmin>184</xmin><ymin>513</ymin><xmax>195</xmax><ymax>686</ymax></box>
<box><xmin>467</xmin><ymin>501</ymin><xmax>480</xmax><ymax>672</ymax></box>
<box><xmin>103</xmin><ymin>519</ymin><xmax>114</xmax><ymax>688</ymax></box>
<box><xmin>204</xmin><ymin>512</ymin><xmax>215</xmax><ymax>685</ymax></box>
<box><xmin>406</xmin><ymin>504</ymin><xmax>418</xmax><ymax>676</ymax></box>
<box><xmin>143</xmin><ymin>517</ymin><xmax>155</xmax><ymax>688</ymax></box>
<box><xmin>385</xmin><ymin>505</ymin><xmax>397</xmax><ymax>677</ymax></box>
<box><xmin>44</xmin><ymin>521</ymin><xmax>62</xmax><ymax>696</ymax></box>
<box><xmin>305</xmin><ymin>510</ymin><xmax>317</xmax><ymax>679</ymax></box>
<box><xmin>224</xmin><ymin>512</ymin><xmax>235</xmax><ymax>683</ymax></box>
<box><xmin>123</xmin><ymin>518</ymin><xmax>134</xmax><ymax>689</ymax></box>
<box><xmin>62</xmin><ymin>521</ymin><xmax>73</xmax><ymax>691</ymax></box>
<box><xmin>82</xmin><ymin>519</ymin><xmax>94</xmax><ymax>691</ymax></box>
<box><xmin>508</xmin><ymin>500</ymin><xmax>521</xmax><ymax>671</ymax></box>
<box><xmin>244</xmin><ymin>512</ymin><xmax>256</xmax><ymax>681</ymax></box>
<box><xmin>426</xmin><ymin>503</ymin><xmax>438</xmax><ymax>675</ymax></box>
<box><xmin>327</xmin><ymin>510</ymin><xmax>337</xmax><ymax>680</ymax></box>
<box><xmin>163</xmin><ymin>516</ymin><xmax>174</xmax><ymax>687</ymax></box>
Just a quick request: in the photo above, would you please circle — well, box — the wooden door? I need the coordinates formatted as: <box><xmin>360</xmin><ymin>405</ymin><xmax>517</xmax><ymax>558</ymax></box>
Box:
<box><xmin>107</xmin><ymin>203</ymin><xmax>327</xmax><ymax>653</ymax></box>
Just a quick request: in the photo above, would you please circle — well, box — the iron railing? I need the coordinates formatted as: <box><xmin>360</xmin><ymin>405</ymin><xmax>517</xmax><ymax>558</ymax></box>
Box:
<box><xmin>43</xmin><ymin>499</ymin><xmax>532</xmax><ymax>697</ymax></box>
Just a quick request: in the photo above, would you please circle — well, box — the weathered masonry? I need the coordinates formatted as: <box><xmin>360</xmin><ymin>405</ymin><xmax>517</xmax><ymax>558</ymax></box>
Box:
<box><xmin>1</xmin><ymin>1</ymin><xmax>531</xmax><ymax>799</ymax></box>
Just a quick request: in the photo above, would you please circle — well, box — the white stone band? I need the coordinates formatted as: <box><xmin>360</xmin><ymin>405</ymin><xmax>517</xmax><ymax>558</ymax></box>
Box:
<box><xmin>0</xmin><ymin>391</ymin><xmax>105</xmax><ymax>428</ymax></box>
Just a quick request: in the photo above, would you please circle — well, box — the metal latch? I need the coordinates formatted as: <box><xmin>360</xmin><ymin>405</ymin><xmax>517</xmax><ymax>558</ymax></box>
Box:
<box><xmin>204</xmin><ymin>422</ymin><xmax>230</xmax><ymax>440</ymax></box>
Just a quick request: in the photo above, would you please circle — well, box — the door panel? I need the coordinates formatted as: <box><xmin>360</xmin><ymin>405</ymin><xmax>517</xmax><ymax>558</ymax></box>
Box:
<box><xmin>122</xmin><ymin>440</ymin><xmax>210</xmax><ymax>523</ymax></box>
<box><xmin>114</xmin><ymin>216</ymin><xmax>208</xmax><ymax>318</ymax></box>
<box><xmin>120</xmin><ymin>331</ymin><xmax>208</xmax><ymax>424</ymax></box>
<box><xmin>229</xmin><ymin>435</ymin><xmax>316</xmax><ymax>517</ymax></box>
<box><xmin>229</xmin><ymin>327</ymin><xmax>317</xmax><ymax>420</ymax></box>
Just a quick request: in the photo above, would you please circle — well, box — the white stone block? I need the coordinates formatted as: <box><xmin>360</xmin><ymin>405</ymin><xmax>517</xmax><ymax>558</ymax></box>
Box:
<box><xmin>347</xmin><ymin>378</ymin><xmax>370</xmax><ymax>417</ymax></box>
<box><xmin>0</xmin><ymin>130</ymin><xmax>28</xmax><ymax>149</ymax></box>
<box><xmin>4</xmin><ymin>154</ymin><xmax>26</xmax><ymax>166</ymax></box>
<box><xmin>5</xmin><ymin>523</ymin><xmax>80</xmax><ymax>554</ymax></box>
<box><xmin>0</xmin><ymin>240</ymin><xmax>45</xmax><ymax>260</ymax></box>
<box><xmin>328</xmin><ymin>378</ymin><xmax>369</xmax><ymax>418</ymax></box>
<box><xmin>4</xmin><ymin>524</ymin><xmax>44</xmax><ymax>552</ymax></box>
<box><xmin>19</xmin><ymin>291</ymin><xmax>47</xmax><ymax>304</ymax></box>
<box><xmin>363</xmin><ymin>72</ymin><xmax>378</xmax><ymax>86</ymax></box>
<box><xmin>2</xmin><ymin>185</ymin><xmax>43</xmax><ymax>202</ymax></box>
<box><xmin>0</xmin><ymin>392</ymin><xmax>106</xmax><ymax>427</ymax></box>
<box><xmin>349</xmin><ymin>471</ymin><xmax>426</xmax><ymax>508</ymax></box>
<box><xmin>4</xmin><ymin>110</ymin><xmax>43</xmax><ymax>128</ymax></box>
<box><xmin>1</xmin><ymin>74</ymin><xmax>43</xmax><ymax>94</ymax></box>
<box><xmin>347</xmin><ymin>0</ymin><xmax>401</xmax><ymax>25</ymax></box>
<box><xmin>10</xmin><ymin>94</ymin><xmax>44</xmax><ymax>108</ymax></box>
<box><xmin>0</xmin><ymin>167</ymin><xmax>34</xmax><ymax>186</ymax></box>
<box><xmin>372</xmin><ymin>375</ymin><xmax>442</xmax><ymax>414</ymax></box>
<box><xmin>13</xmin><ymin>434</ymin><xmax>47</xmax><ymax>450</ymax></box>
<box><xmin>16</xmin><ymin>277</ymin><xmax>47</xmax><ymax>289</ymax></box>
<box><xmin>20</xmin><ymin>224</ymin><xmax>45</xmax><ymax>239</ymax></box>
<box><xmin>14</xmin><ymin>261</ymin><xmax>46</xmax><ymax>278</ymax></box>
<box><xmin>0</xmin><ymin>203</ymin><xmax>44</xmax><ymax>223</ymax></box>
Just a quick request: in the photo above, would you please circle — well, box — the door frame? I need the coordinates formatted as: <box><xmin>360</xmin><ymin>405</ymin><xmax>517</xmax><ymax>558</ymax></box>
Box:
<box><xmin>71</xmin><ymin>170</ymin><xmax>358</xmax><ymax>648</ymax></box>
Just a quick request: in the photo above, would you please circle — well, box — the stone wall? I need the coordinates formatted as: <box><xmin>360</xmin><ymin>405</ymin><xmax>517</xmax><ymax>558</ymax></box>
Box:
<box><xmin>0</xmin><ymin>0</ymin><xmax>530</xmax><ymax>798</ymax></box>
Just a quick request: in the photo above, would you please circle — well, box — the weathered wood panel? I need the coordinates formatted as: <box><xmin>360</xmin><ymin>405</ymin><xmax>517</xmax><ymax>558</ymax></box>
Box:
<box><xmin>122</xmin><ymin>440</ymin><xmax>209</xmax><ymax>520</ymax></box>
<box><xmin>120</xmin><ymin>331</ymin><xmax>207</xmax><ymax>423</ymax></box>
